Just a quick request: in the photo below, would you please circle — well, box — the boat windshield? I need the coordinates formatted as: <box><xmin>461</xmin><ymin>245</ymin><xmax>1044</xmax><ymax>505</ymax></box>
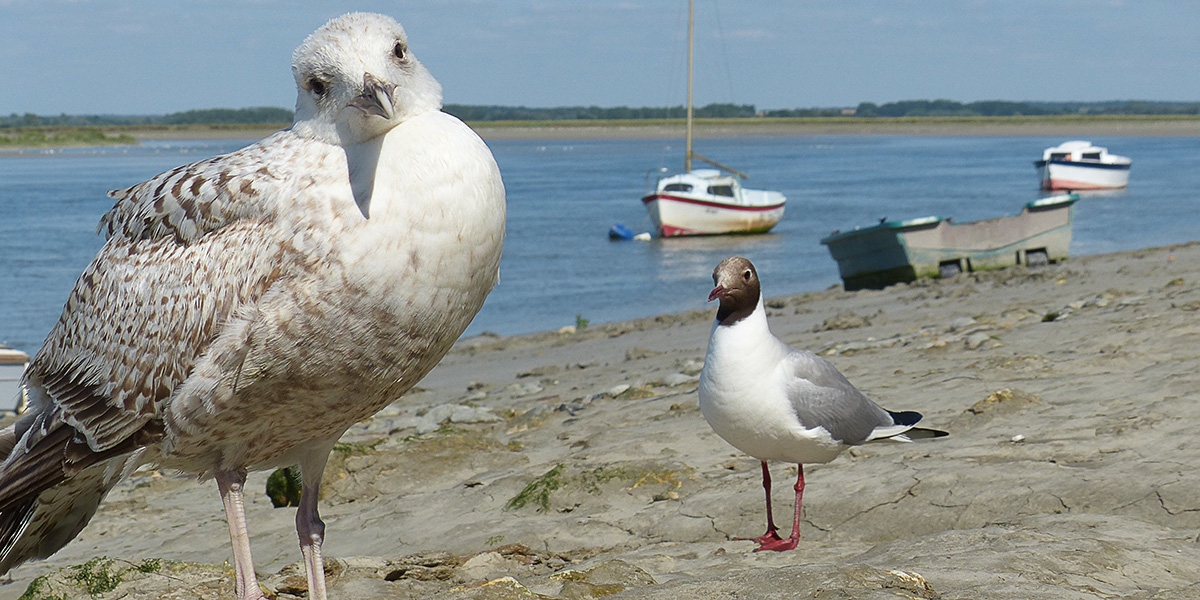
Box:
<box><xmin>1082</xmin><ymin>152</ymin><xmax>1101</xmax><ymax>160</ymax></box>
<box><xmin>663</xmin><ymin>183</ymin><xmax>693</xmax><ymax>192</ymax></box>
<box><xmin>707</xmin><ymin>185</ymin><xmax>735</xmax><ymax>197</ymax></box>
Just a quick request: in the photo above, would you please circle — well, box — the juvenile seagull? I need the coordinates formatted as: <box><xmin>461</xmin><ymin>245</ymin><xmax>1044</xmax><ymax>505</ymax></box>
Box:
<box><xmin>0</xmin><ymin>13</ymin><xmax>505</xmax><ymax>600</ymax></box>
<box><xmin>699</xmin><ymin>257</ymin><xmax>944</xmax><ymax>552</ymax></box>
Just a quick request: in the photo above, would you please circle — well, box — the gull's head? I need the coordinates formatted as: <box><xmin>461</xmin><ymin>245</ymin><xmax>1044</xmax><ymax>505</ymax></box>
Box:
<box><xmin>291</xmin><ymin>12</ymin><xmax>442</xmax><ymax>146</ymax></box>
<box><xmin>709</xmin><ymin>256</ymin><xmax>761</xmax><ymax>324</ymax></box>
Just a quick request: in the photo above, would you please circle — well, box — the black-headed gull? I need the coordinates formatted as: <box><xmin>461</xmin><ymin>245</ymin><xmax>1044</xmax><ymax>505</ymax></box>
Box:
<box><xmin>699</xmin><ymin>256</ymin><xmax>945</xmax><ymax>552</ymax></box>
<box><xmin>0</xmin><ymin>13</ymin><xmax>505</xmax><ymax>600</ymax></box>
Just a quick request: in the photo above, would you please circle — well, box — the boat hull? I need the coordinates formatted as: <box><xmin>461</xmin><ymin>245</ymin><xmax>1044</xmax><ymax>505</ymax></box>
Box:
<box><xmin>1037</xmin><ymin>160</ymin><xmax>1130</xmax><ymax>190</ymax></box>
<box><xmin>642</xmin><ymin>194</ymin><xmax>785</xmax><ymax>237</ymax></box>
<box><xmin>821</xmin><ymin>194</ymin><xmax>1077</xmax><ymax>290</ymax></box>
<box><xmin>0</xmin><ymin>348</ymin><xmax>29</xmax><ymax>413</ymax></box>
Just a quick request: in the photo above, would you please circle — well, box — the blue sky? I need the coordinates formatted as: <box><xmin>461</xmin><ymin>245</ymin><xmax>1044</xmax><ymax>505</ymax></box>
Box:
<box><xmin>1</xmin><ymin>0</ymin><xmax>1197</xmax><ymax>116</ymax></box>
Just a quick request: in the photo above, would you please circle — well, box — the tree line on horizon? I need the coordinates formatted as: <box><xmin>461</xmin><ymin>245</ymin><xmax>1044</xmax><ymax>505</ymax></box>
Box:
<box><xmin>3</xmin><ymin>100</ymin><xmax>1199</xmax><ymax>128</ymax></box>
<box><xmin>0</xmin><ymin>107</ymin><xmax>294</xmax><ymax>128</ymax></box>
<box><xmin>453</xmin><ymin>99</ymin><xmax>1200</xmax><ymax>120</ymax></box>
<box><xmin>848</xmin><ymin>99</ymin><xmax>1200</xmax><ymax>118</ymax></box>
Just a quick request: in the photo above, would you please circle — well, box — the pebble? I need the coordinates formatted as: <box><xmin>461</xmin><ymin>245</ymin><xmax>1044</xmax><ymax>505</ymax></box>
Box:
<box><xmin>451</xmin><ymin>405</ymin><xmax>500</xmax><ymax>424</ymax></box>
<box><xmin>662</xmin><ymin>373</ymin><xmax>698</xmax><ymax>387</ymax></box>
<box><xmin>458</xmin><ymin>551</ymin><xmax>509</xmax><ymax>581</ymax></box>
<box><xmin>507</xmin><ymin>382</ymin><xmax>544</xmax><ymax>398</ymax></box>
<box><xmin>557</xmin><ymin>396</ymin><xmax>593</xmax><ymax>415</ymax></box>
<box><xmin>965</xmin><ymin>332</ymin><xmax>992</xmax><ymax>349</ymax></box>
<box><xmin>392</xmin><ymin>403</ymin><xmax>501</xmax><ymax>435</ymax></box>
<box><xmin>949</xmin><ymin>316</ymin><xmax>977</xmax><ymax>331</ymax></box>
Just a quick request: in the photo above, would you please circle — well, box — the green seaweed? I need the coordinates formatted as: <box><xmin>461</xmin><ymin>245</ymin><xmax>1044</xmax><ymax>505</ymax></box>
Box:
<box><xmin>506</xmin><ymin>462</ymin><xmax>689</xmax><ymax>513</ymax></box>
<box><xmin>332</xmin><ymin>438</ymin><xmax>385</xmax><ymax>455</ymax></box>
<box><xmin>135</xmin><ymin>558</ymin><xmax>162</xmax><ymax>574</ymax></box>
<box><xmin>69</xmin><ymin>556</ymin><xmax>123</xmax><ymax>595</ymax></box>
<box><xmin>266</xmin><ymin>466</ymin><xmax>304</xmax><ymax>508</ymax></box>
<box><xmin>505</xmin><ymin>464</ymin><xmax>565</xmax><ymax>512</ymax></box>
<box><xmin>18</xmin><ymin>575</ymin><xmax>66</xmax><ymax>600</ymax></box>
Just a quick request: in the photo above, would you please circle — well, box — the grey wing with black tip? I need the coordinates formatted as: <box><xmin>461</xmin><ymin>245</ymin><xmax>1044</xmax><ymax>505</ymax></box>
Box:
<box><xmin>781</xmin><ymin>347</ymin><xmax>906</xmax><ymax>445</ymax></box>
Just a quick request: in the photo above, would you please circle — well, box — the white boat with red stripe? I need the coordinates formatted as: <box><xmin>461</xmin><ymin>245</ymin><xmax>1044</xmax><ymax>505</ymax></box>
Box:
<box><xmin>637</xmin><ymin>0</ymin><xmax>787</xmax><ymax>237</ymax></box>
<box><xmin>1036</xmin><ymin>140</ymin><xmax>1131</xmax><ymax>191</ymax></box>
<box><xmin>642</xmin><ymin>169</ymin><xmax>786</xmax><ymax>237</ymax></box>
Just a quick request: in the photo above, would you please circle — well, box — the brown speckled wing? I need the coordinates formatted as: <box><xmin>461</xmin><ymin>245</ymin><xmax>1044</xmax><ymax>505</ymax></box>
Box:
<box><xmin>29</xmin><ymin>226</ymin><xmax>283</xmax><ymax>452</ymax></box>
<box><xmin>99</xmin><ymin>130</ymin><xmax>304</xmax><ymax>244</ymax></box>
<box><xmin>1</xmin><ymin>119</ymin><xmax>355</xmax><ymax>578</ymax></box>
<box><xmin>24</xmin><ymin>131</ymin><xmax>320</xmax><ymax>454</ymax></box>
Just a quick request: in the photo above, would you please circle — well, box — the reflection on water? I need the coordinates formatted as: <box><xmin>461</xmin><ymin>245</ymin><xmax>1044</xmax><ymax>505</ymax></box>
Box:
<box><xmin>1067</xmin><ymin>188</ymin><xmax>1129</xmax><ymax>199</ymax></box>
<box><xmin>649</xmin><ymin>233</ymin><xmax>789</xmax><ymax>281</ymax></box>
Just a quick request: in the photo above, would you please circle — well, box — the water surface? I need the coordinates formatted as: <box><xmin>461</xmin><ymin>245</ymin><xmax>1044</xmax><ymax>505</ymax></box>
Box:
<box><xmin>2</xmin><ymin>134</ymin><xmax>1197</xmax><ymax>354</ymax></box>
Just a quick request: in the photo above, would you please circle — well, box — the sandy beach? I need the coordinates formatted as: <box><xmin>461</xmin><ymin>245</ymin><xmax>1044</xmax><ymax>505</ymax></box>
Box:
<box><xmin>5</xmin><ymin>240</ymin><xmax>1200</xmax><ymax>599</ymax></box>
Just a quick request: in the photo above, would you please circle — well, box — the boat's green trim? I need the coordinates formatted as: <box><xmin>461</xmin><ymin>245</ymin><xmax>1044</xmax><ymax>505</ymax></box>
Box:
<box><xmin>819</xmin><ymin>215</ymin><xmax>944</xmax><ymax>245</ymax></box>
<box><xmin>1025</xmin><ymin>192</ymin><xmax>1079</xmax><ymax>210</ymax></box>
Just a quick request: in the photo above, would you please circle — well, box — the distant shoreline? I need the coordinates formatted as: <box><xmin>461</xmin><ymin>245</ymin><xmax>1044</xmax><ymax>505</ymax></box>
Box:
<box><xmin>125</xmin><ymin>115</ymin><xmax>1200</xmax><ymax>140</ymax></box>
<box><xmin>3</xmin><ymin>116</ymin><xmax>1200</xmax><ymax>152</ymax></box>
<box><xmin>472</xmin><ymin>115</ymin><xmax>1200</xmax><ymax>140</ymax></box>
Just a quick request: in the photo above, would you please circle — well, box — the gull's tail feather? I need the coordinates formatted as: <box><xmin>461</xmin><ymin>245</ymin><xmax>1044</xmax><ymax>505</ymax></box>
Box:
<box><xmin>0</xmin><ymin>415</ymin><xmax>136</xmax><ymax>575</ymax></box>
<box><xmin>904</xmin><ymin>427</ymin><xmax>949</xmax><ymax>440</ymax></box>
<box><xmin>886</xmin><ymin>410</ymin><xmax>923</xmax><ymax>428</ymax></box>
<box><xmin>0</xmin><ymin>466</ymin><xmax>110</xmax><ymax>574</ymax></box>
<box><xmin>868</xmin><ymin>410</ymin><xmax>949</xmax><ymax>443</ymax></box>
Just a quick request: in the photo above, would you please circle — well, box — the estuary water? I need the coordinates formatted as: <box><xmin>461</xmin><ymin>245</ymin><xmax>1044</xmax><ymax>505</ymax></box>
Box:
<box><xmin>2</xmin><ymin>134</ymin><xmax>1198</xmax><ymax>354</ymax></box>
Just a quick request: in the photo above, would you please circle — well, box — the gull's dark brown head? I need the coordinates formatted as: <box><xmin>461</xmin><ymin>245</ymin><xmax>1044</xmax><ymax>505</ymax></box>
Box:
<box><xmin>708</xmin><ymin>256</ymin><xmax>761</xmax><ymax>325</ymax></box>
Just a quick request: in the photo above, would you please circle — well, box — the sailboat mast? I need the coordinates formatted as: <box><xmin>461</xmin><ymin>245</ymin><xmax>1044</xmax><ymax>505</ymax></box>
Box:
<box><xmin>685</xmin><ymin>0</ymin><xmax>694</xmax><ymax>173</ymax></box>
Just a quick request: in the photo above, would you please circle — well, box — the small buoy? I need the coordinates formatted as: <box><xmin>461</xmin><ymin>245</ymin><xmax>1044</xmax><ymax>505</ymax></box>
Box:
<box><xmin>633</xmin><ymin>232</ymin><xmax>652</xmax><ymax>241</ymax></box>
<box><xmin>609</xmin><ymin>223</ymin><xmax>635</xmax><ymax>240</ymax></box>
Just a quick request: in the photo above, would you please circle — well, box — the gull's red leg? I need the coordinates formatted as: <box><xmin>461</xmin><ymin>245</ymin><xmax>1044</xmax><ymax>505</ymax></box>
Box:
<box><xmin>756</xmin><ymin>464</ymin><xmax>803</xmax><ymax>552</ymax></box>
<box><xmin>735</xmin><ymin>461</ymin><xmax>783</xmax><ymax>546</ymax></box>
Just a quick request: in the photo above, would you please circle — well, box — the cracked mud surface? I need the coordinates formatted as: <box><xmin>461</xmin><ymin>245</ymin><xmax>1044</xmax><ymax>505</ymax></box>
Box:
<box><xmin>8</xmin><ymin>242</ymin><xmax>1200</xmax><ymax>599</ymax></box>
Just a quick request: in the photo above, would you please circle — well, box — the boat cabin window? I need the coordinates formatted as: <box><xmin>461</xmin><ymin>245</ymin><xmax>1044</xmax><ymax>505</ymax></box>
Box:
<box><xmin>663</xmin><ymin>183</ymin><xmax>693</xmax><ymax>193</ymax></box>
<box><xmin>1081</xmin><ymin>152</ymin><xmax>1101</xmax><ymax>160</ymax></box>
<box><xmin>707</xmin><ymin>185</ymin><xmax>735</xmax><ymax>197</ymax></box>
<box><xmin>1050</xmin><ymin>152</ymin><xmax>1071</xmax><ymax>161</ymax></box>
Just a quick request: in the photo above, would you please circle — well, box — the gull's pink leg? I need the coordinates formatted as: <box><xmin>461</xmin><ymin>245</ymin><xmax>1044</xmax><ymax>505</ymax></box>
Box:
<box><xmin>757</xmin><ymin>464</ymin><xmax>804</xmax><ymax>552</ymax></box>
<box><xmin>297</xmin><ymin>451</ymin><xmax>331</xmax><ymax>600</ymax></box>
<box><xmin>216</xmin><ymin>469</ymin><xmax>266</xmax><ymax>600</ymax></box>
<box><xmin>736</xmin><ymin>461</ymin><xmax>783</xmax><ymax>546</ymax></box>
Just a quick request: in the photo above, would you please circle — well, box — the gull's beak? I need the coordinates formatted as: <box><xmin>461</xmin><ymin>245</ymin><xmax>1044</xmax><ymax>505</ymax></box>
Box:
<box><xmin>349</xmin><ymin>73</ymin><xmax>396</xmax><ymax>120</ymax></box>
<box><xmin>708</xmin><ymin>285</ymin><xmax>728</xmax><ymax>302</ymax></box>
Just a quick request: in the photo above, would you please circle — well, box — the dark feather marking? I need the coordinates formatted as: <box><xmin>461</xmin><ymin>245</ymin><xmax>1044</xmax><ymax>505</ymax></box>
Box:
<box><xmin>0</xmin><ymin>426</ymin><xmax>72</xmax><ymax>513</ymax></box>
<box><xmin>886</xmin><ymin>410</ymin><xmax>922</xmax><ymax>428</ymax></box>
<box><xmin>170</xmin><ymin>176</ymin><xmax>186</xmax><ymax>200</ymax></box>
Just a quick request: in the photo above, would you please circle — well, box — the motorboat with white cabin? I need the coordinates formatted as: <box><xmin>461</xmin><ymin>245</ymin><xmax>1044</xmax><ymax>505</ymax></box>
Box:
<box><xmin>1035</xmin><ymin>140</ymin><xmax>1131</xmax><ymax>191</ymax></box>
<box><xmin>642</xmin><ymin>169</ymin><xmax>786</xmax><ymax>237</ymax></box>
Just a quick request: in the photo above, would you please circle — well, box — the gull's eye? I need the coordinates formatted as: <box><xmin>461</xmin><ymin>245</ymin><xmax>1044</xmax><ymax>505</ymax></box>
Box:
<box><xmin>308</xmin><ymin>78</ymin><xmax>327</xmax><ymax>97</ymax></box>
<box><xmin>743</xmin><ymin>270</ymin><xmax>752</xmax><ymax>281</ymax></box>
<box><xmin>392</xmin><ymin>41</ymin><xmax>406</xmax><ymax>60</ymax></box>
